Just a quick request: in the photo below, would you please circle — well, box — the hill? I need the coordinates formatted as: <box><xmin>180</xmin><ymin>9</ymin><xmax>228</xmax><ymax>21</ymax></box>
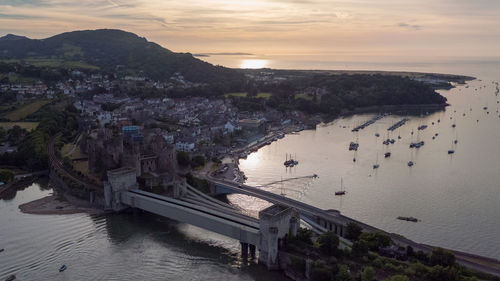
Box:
<box><xmin>0</xmin><ymin>29</ymin><xmax>242</xmax><ymax>83</ymax></box>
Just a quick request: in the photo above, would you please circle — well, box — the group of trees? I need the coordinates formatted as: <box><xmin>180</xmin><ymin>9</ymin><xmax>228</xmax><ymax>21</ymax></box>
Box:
<box><xmin>0</xmin><ymin>104</ymin><xmax>79</xmax><ymax>171</ymax></box>
<box><xmin>228</xmin><ymin>73</ymin><xmax>447</xmax><ymax>116</ymax></box>
<box><xmin>285</xmin><ymin>224</ymin><xmax>492</xmax><ymax>281</ymax></box>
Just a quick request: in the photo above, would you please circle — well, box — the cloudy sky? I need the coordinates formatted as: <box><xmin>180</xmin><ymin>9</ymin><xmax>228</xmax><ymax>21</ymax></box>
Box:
<box><xmin>1</xmin><ymin>0</ymin><xmax>499</xmax><ymax>59</ymax></box>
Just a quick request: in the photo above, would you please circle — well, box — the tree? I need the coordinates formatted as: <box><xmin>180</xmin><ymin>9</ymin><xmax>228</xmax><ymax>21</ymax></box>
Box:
<box><xmin>352</xmin><ymin>240</ymin><xmax>370</xmax><ymax>257</ymax></box>
<box><xmin>177</xmin><ymin>151</ymin><xmax>190</xmax><ymax>166</ymax></box>
<box><xmin>0</xmin><ymin>170</ymin><xmax>15</xmax><ymax>183</ymax></box>
<box><xmin>385</xmin><ymin>275</ymin><xmax>409</xmax><ymax>281</ymax></box>
<box><xmin>294</xmin><ymin>227</ymin><xmax>313</xmax><ymax>245</ymax></box>
<box><xmin>361</xmin><ymin>266</ymin><xmax>375</xmax><ymax>281</ymax></box>
<box><xmin>311</xmin><ymin>260</ymin><xmax>333</xmax><ymax>281</ymax></box>
<box><xmin>317</xmin><ymin>231</ymin><xmax>339</xmax><ymax>256</ymax></box>
<box><xmin>191</xmin><ymin>155</ymin><xmax>206</xmax><ymax>168</ymax></box>
<box><xmin>345</xmin><ymin>222</ymin><xmax>363</xmax><ymax>241</ymax></box>
<box><xmin>7</xmin><ymin>125</ymin><xmax>26</xmax><ymax>145</ymax></box>
<box><xmin>429</xmin><ymin>248</ymin><xmax>456</xmax><ymax>267</ymax></box>
<box><xmin>336</xmin><ymin>265</ymin><xmax>353</xmax><ymax>281</ymax></box>
<box><xmin>0</xmin><ymin>126</ymin><xmax>6</xmax><ymax>141</ymax></box>
<box><xmin>358</xmin><ymin>232</ymin><xmax>392</xmax><ymax>251</ymax></box>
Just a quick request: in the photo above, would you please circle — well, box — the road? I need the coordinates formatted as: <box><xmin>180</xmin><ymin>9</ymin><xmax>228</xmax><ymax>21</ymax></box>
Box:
<box><xmin>207</xmin><ymin>176</ymin><xmax>500</xmax><ymax>277</ymax></box>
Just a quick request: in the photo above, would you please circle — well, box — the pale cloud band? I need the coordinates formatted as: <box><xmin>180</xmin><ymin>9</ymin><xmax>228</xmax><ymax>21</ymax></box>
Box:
<box><xmin>0</xmin><ymin>0</ymin><xmax>499</xmax><ymax>58</ymax></box>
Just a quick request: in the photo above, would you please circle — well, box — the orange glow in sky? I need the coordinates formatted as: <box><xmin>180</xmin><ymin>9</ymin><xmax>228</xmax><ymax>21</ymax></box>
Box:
<box><xmin>0</xmin><ymin>0</ymin><xmax>499</xmax><ymax>59</ymax></box>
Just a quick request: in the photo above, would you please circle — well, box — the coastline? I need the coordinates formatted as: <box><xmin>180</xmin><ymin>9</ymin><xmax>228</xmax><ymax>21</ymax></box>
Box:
<box><xmin>19</xmin><ymin>195</ymin><xmax>103</xmax><ymax>215</ymax></box>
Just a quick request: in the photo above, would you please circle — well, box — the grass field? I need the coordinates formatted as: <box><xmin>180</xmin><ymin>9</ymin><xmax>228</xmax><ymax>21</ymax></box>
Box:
<box><xmin>61</xmin><ymin>143</ymin><xmax>85</xmax><ymax>159</ymax></box>
<box><xmin>224</xmin><ymin>92</ymin><xmax>272</xmax><ymax>99</ymax></box>
<box><xmin>3</xmin><ymin>100</ymin><xmax>50</xmax><ymax>121</ymax></box>
<box><xmin>73</xmin><ymin>160</ymin><xmax>101</xmax><ymax>184</ymax></box>
<box><xmin>295</xmin><ymin>93</ymin><xmax>314</xmax><ymax>101</ymax></box>
<box><xmin>0</xmin><ymin>58</ymin><xmax>99</xmax><ymax>70</ymax></box>
<box><xmin>0</xmin><ymin>122</ymin><xmax>39</xmax><ymax>131</ymax></box>
<box><xmin>26</xmin><ymin>58</ymin><xmax>99</xmax><ymax>70</ymax></box>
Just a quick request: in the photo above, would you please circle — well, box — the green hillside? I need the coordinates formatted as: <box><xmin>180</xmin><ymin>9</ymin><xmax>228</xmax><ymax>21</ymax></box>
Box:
<box><xmin>0</xmin><ymin>29</ymin><xmax>243</xmax><ymax>83</ymax></box>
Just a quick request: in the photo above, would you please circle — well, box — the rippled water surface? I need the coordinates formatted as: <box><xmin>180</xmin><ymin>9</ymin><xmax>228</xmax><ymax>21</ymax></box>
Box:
<box><xmin>0</xmin><ymin>183</ymin><xmax>283</xmax><ymax>281</ymax></box>
<box><xmin>237</xmin><ymin>65</ymin><xmax>500</xmax><ymax>260</ymax></box>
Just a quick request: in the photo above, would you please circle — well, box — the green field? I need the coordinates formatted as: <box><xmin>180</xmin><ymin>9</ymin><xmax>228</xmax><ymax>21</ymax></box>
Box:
<box><xmin>0</xmin><ymin>122</ymin><xmax>39</xmax><ymax>131</ymax></box>
<box><xmin>295</xmin><ymin>93</ymin><xmax>314</xmax><ymax>101</ymax></box>
<box><xmin>224</xmin><ymin>92</ymin><xmax>272</xmax><ymax>99</ymax></box>
<box><xmin>3</xmin><ymin>100</ymin><xmax>50</xmax><ymax>121</ymax></box>
<box><xmin>0</xmin><ymin>58</ymin><xmax>99</xmax><ymax>70</ymax></box>
<box><xmin>26</xmin><ymin>58</ymin><xmax>99</xmax><ymax>70</ymax></box>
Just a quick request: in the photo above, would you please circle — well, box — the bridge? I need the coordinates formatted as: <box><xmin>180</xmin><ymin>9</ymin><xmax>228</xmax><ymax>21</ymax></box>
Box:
<box><xmin>47</xmin><ymin>137</ymin><xmax>500</xmax><ymax>275</ymax></box>
<box><xmin>208</xmin><ymin>176</ymin><xmax>379</xmax><ymax>237</ymax></box>
<box><xmin>103</xmin><ymin>167</ymin><xmax>299</xmax><ymax>269</ymax></box>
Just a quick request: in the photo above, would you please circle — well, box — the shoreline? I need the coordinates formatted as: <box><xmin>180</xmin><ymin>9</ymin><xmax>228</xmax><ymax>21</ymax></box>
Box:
<box><xmin>19</xmin><ymin>195</ymin><xmax>103</xmax><ymax>215</ymax></box>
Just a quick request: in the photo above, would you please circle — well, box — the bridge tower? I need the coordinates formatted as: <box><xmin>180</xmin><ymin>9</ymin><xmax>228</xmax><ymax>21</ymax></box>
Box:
<box><xmin>258</xmin><ymin>204</ymin><xmax>299</xmax><ymax>270</ymax></box>
<box><xmin>104</xmin><ymin>167</ymin><xmax>138</xmax><ymax>211</ymax></box>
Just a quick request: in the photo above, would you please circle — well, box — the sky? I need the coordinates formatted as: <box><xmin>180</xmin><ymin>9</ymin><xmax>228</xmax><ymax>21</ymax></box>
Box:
<box><xmin>0</xmin><ymin>0</ymin><xmax>499</xmax><ymax>61</ymax></box>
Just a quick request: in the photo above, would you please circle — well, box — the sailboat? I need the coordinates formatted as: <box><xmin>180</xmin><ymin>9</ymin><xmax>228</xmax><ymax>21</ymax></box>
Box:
<box><xmin>335</xmin><ymin>178</ymin><xmax>346</xmax><ymax>196</ymax></box>
<box><xmin>373</xmin><ymin>153</ymin><xmax>380</xmax><ymax>169</ymax></box>
<box><xmin>448</xmin><ymin>141</ymin><xmax>455</xmax><ymax>154</ymax></box>
<box><xmin>280</xmin><ymin>177</ymin><xmax>286</xmax><ymax>196</ymax></box>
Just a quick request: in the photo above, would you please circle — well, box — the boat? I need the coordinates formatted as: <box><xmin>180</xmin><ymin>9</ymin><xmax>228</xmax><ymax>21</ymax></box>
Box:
<box><xmin>397</xmin><ymin>216</ymin><xmax>418</xmax><ymax>222</ymax></box>
<box><xmin>417</xmin><ymin>125</ymin><xmax>427</xmax><ymax>130</ymax></box>
<box><xmin>5</xmin><ymin>275</ymin><xmax>16</xmax><ymax>281</ymax></box>
<box><xmin>59</xmin><ymin>264</ymin><xmax>67</xmax><ymax>272</ymax></box>
<box><xmin>373</xmin><ymin>153</ymin><xmax>380</xmax><ymax>169</ymax></box>
<box><xmin>335</xmin><ymin>178</ymin><xmax>346</xmax><ymax>196</ymax></box>
<box><xmin>349</xmin><ymin>142</ymin><xmax>359</xmax><ymax>151</ymax></box>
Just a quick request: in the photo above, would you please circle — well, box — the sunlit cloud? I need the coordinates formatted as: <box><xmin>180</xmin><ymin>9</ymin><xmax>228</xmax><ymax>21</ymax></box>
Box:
<box><xmin>0</xmin><ymin>0</ymin><xmax>498</xmax><ymax>58</ymax></box>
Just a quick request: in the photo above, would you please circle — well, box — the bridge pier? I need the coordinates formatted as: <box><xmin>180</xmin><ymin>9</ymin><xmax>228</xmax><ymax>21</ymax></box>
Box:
<box><xmin>241</xmin><ymin>242</ymin><xmax>249</xmax><ymax>259</ymax></box>
<box><xmin>259</xmin><ymin>204</ymin><xmax>299</xmax><ymax>270</ymax></box>
<box><xmin>249</xmin><ymin>244</ymin><xmax>256</xmax><ymax>259</ymax></box>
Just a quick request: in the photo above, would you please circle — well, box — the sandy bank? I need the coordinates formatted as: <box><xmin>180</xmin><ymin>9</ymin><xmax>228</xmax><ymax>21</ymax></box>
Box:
<box><xmin>19</xmin><ymin>195</ymin><xmax>103</xmax><ymax>215</ymax></box>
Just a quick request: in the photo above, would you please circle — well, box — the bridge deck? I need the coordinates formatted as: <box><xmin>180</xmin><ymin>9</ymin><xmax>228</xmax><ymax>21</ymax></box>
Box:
<box><xmin>122</xmin><ymin>189</ymin><xmax>260</xmax><ymax>245</ymax></box>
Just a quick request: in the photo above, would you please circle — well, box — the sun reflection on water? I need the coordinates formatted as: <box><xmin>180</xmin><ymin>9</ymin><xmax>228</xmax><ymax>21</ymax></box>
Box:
<box><xmin>239</xmin><ymin>59</ymin><xmax>269</xmax><ymax>69</ymax></box>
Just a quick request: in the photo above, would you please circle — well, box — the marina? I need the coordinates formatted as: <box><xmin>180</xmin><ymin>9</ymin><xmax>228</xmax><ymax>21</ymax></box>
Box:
<box><xmin>238</xmin><ymin>72</ymin><xmax>500</xmax><ymax>262</ymax></box>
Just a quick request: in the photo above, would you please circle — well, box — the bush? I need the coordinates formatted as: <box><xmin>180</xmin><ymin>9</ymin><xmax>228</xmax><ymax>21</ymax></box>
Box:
<box><xmin>335</xmin><ymin>265</ymin><xmax>353</xmax><ymax>281</ymax></box>
<box><xmin>352</xmin><ymin>240</ymin><xmax>370</xmax><ymax>257</ymax></box>
<box><xmin>311</xmin><ymin>260</ymin><xmax>334</xmax><ymax>281</ymax></box>
<box><xmin>316</xmin><ymin>231</ymin><xmax>339</xmax><ymax>257</ymax></box>
<box><xmin>361</xmin><ymin>266</ymin><xmax>375</xmax><ymax>281</ymax></box>
<box><xmin>385</xmin><ymin>275</ymin><xmax>409</xmax><ymax>281</ymax></box>
<box><xmin>191</xmin><ymin>155</ymin><xmax>206</xmax><ymax>168</ymax></box>
<box><xmin>406</xmin><ymin>262</ymin><xmax>429</xmax><ymax>277</ymax></box>
<box><xmin>359</xmin><ymin>232</ymin><xmax>392</xmax><ymax>251</ymax></box>
<box><xmin>289</xmin><ymin>256</ymin><xmax>306</xmax><ymax>274</ymax></box>
<box><xmin>428</xmin><ymin>265</ymin><xmax>461</xmax><ymax>281</ymax></box>
<box><xmin>293</xmin><ymin>227</ymin><xmax>313</xmax><ymax>245</ymax></box>
<box><xmin>177</xmin><ymin>151</ymin><xmax>190</xmax><ymax>166</ymax></box>
<box><xmin>345</xmin><ymin>222</ymin><xmax>363</xmax><ymax>241</ymax></box>
<box><xmin>0</xmin><ymin>170</ymin><xmax>15</xmax><ymax>183</ymax></box>
<box><xmin>429</xmin><ymin>248</ymin><xmax>456</xmax><ymax>267</ymax></box>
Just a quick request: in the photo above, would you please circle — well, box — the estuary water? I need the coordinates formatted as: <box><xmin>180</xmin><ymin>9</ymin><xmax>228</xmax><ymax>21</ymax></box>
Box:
<box><xmin>1</xmin><ymin>58</ymin><xmax>499</xmax><ymax>280</ymax></box>
<box><xmin>236</xmin><ymin>60</ymin><xmax>500</xmax><ymax>260</ymax></box>
<box><xmin>0</xmin><ymin>183</ymin><xmax>284</xmax><ymax>280</ymax></box>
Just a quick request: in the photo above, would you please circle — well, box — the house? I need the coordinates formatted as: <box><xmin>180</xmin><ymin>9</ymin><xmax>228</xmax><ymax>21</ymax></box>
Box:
<box><xmin>175</xmin><ymin>139</ymin><xmax>195</xmax><ymax>152</ymax></box>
